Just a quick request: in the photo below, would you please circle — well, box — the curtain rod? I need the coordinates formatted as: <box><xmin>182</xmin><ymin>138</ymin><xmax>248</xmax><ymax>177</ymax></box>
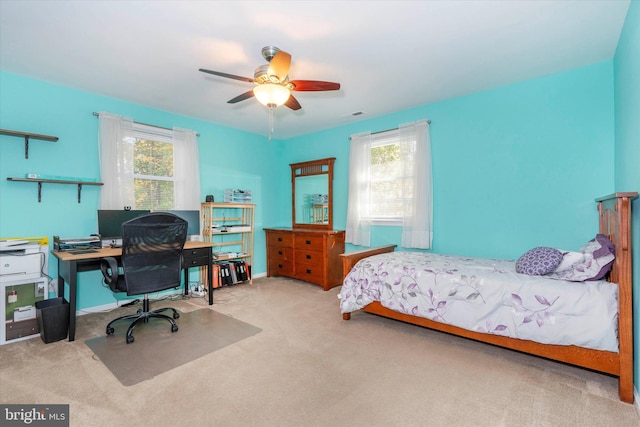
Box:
<box><xmin>349</xmin><ymin>119</ymin><xmax>431</xmax><ymax>140</ymax></box>
<box><xmin>92</xmin><ymin>112</ymin><xmax>200</xmax><ymax>137</ymax></box>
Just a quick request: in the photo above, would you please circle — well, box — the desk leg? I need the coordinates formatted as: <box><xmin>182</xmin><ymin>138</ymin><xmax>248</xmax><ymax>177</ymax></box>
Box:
<box><xmin>183</xmin><ymin>269</ymin><xmax>189</xmax><ymax>297</ymax></box>
<box><xmin>58</xmin><ymin>259</ymin><xmax>77</xmax><ymax>342</ymax></box>
<box><xmin>208</xmin><ymin>253</ymin><xmax>213</xmax><ymax>305</ymax></box>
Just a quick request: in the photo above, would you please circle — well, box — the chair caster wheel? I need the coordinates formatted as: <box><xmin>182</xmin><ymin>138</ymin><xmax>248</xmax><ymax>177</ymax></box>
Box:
<box><xmin>173</xmin><ymin>312</ymin><xmax>180</xmax><ymax>319</ymax></box>
<box><xmin>126</xmin><ymin>335</ymin><xmax>135</xmax><ymax>344</ymax></box>
<box><xmin>106</xmin><ymin>326</ymin><xmax>115</xmax><ymax>335</ymax></box>
<box><xmin>171</xmin><ymin>324</ymin><xmax>179</xmax><ymax>333</ymax></box>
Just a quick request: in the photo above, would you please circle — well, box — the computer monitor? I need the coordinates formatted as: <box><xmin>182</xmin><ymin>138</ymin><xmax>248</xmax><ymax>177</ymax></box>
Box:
<box><xmin>153</xmin><ymin>210</ymin><xmax>201</xmax><ymax>237</ymax></box>
<box><xmin>97</xmin><ymin>210</ymin><xmax>151</xmax><ymax>241</ymax></box>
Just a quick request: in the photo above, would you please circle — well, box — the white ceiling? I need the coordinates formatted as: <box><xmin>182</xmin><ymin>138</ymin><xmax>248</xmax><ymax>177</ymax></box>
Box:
<box><xmin>0</xmin><ymin>1</ymin><xmax>630</xmax><ymax>139</ymax></box>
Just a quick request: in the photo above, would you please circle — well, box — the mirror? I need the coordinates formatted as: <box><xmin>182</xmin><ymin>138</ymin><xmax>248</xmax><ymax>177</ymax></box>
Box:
<box><xmin>291</xmin><ymin>158</ymin><xmax>335</xmax><ymax>229</ymax></box>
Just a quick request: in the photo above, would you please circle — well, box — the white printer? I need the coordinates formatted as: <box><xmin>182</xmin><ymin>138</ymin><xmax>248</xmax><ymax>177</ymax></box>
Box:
<box><xmin>0</xmin><ymin>241</ymin><xmax>42</xmax><ymax>283</ymax></box>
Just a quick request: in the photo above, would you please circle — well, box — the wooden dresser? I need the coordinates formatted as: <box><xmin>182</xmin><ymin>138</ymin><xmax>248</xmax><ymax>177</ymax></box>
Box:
<box><xmin>264</xmin><ymin>228</ymin><xmax>345</xmax><ymax>291</ymax></box>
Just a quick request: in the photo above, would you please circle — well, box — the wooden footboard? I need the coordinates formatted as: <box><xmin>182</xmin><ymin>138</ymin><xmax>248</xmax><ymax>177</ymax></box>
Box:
<box><xmin>340</xmin><ymin>244</ymin><xmax>396</xmax><ymax>321</ymax></box>
<box><xmin>340</xmin><ymin>193</ymin><xmax>637</xmax><ymax>404</ymax></box>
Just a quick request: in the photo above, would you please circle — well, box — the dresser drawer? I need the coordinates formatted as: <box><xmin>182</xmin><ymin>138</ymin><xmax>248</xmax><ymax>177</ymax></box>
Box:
<box><xmin>294</xmin><ymin>249</ymin><xmax>325</xmax><ymax>267</ymax></box>
<box><xmin>269</xmin><ymin>259</ymin><xmax>294</xmax><ymax>276</ymax></box>
<box><xmin>294</xmin><ymin>234</ymin><xmax>325</xmax><ymax>252</ymax></box>
<box><xmin>270</xmin><ymin>246</ymin><xmax>293</xmax><ymax>262</ymax></box>
<box><xmin>294</xmin><ymin>263</ymin><xmax>325</xmax><ymax>285</ymax></box>
<box><xmin>267</xmin><ymin>232</ymin><xmax>293</xmax><ymax>248</ymax></box>
<box><xmin>6</xmin><ymin>318</ymin><xmax>39</xmax><ymax>340</ymax></box>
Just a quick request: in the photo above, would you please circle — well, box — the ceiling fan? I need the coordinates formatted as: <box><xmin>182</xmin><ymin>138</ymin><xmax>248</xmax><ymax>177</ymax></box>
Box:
<box><xmin>199</xmin><ymin>46</ymin><xmax>340</xmax><ymax>111</ymax></box>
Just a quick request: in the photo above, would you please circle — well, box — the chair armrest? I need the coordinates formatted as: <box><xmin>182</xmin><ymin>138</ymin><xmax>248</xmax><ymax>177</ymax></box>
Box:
<box><xmin>100</xmin><ymin>256</ymin><xmax>120</xmax><ymax>292</ymax></box>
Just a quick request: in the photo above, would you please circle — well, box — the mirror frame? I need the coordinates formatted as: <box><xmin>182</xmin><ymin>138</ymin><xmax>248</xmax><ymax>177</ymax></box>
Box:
<box><xmin>291</xmin><ymin>157</ymin><xmax>335</xmax><ymax>230</ymax></box>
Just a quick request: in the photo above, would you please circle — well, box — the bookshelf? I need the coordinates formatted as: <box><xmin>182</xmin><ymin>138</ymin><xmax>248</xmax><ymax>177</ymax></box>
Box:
<box><xmin>201</xmin><ymin>202</ymin><xmax>254</xmax><ymax>288</ymax></box>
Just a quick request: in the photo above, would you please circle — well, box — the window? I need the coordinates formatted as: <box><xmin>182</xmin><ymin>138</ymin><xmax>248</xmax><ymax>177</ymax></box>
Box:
<box><xmin>132</xmin><ymin>125</ymin><xmax>175</xmax><ymax>210</ymax></box>
<box><xmin>346</xmin><ymin>120</ymin><xmax>432</xmax><ymax>249</ymax></box>
<box><xmin>369</xmin><ymin>132</ymin><xmax>407</xmax><ymax>222</ymax></box>
<box><xmin>97</xmin><ymin>112</ymin><xmax>200</xmax><ymax>211</ymax></box>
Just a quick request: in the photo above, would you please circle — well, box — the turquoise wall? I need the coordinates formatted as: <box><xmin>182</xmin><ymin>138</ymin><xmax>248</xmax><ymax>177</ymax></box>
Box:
<box><xmin>1</xmin><ymin>61</ymin><xmax>616</xmax><ymax>309</ymax></box>
<box><xmin>283</xmin><ymin>62</ymin><xmax>616</xmax><ymax>260</ymax></box>
<box><xmin>0</xmin><ymin>52</ymin><xmax>629</xmax><ymax>397</ymax></box>
<box><xmin>0</xmin><ymin>72</ymin><xmax>279</xmax><ymax>309</ymax></box>
<box><xmin>614</xmin><ymin>0</ymin><xmax>640</xmax><ymax>399</ymax></box>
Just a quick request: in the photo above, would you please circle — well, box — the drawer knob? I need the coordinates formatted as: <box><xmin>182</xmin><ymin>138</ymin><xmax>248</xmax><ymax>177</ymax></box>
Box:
<box><xmin>305</xmin><ymin>240</ymin><xmax>311</xmax><ymax>245</ymax></box>
<box><xmin>306</xmin><ymin>254</ymin><xmax>311</xmax><ymax>259</ymax></box>
<box><xmin>278</xmin><ymin>264</ymin><xmax>283</xmax><ymax>268</ymax></box>
<box><xmin>278</xmin><ymin>250</ymin><xmax>283</xmax><ymax>255</ymax></box>
<box><xmin>277</xmin><ymin>237</ymin><xmax>283</xmax><ymax>242</ymax></box>
<box><xmin>306</xmin><ymin>269</ymin><xmax>312</xmax><ymax>274</ymax></box>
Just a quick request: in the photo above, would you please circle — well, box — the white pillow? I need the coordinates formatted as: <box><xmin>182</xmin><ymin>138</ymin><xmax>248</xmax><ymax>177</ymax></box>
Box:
<box><xmin>547</xmin><ymin>235</ymin><xmax>615</xmax><ymax>282</ymax></box>
<box><xmin>553</xmin><ymin>250</ymin><xmax>585</xmax><ymax>272</ymax></box>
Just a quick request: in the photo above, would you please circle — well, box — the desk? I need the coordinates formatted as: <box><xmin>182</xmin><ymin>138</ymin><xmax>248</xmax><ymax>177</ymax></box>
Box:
<box><xmin>52</xmin><ymin>241</ymin><xmax>214</xmax><ymax>341</ymax></box>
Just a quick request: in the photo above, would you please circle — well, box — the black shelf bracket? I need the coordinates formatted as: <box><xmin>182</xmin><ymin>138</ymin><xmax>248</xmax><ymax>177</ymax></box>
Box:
<box><xmin>0</xmin><ymin>129</ymin><xmax>59</xmax><ymax>159</ymax></box>
<box><xmin>7</xmin><ymin>177</ymin><xmax>103</xmax><ymax>203</ymax></box>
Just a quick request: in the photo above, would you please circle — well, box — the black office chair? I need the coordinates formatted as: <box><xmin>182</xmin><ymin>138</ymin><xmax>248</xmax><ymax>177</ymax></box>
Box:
<box><xmin>100</xmin><ymin>212</ymin><xmax>188</xmax><ymax>344</ymax></box>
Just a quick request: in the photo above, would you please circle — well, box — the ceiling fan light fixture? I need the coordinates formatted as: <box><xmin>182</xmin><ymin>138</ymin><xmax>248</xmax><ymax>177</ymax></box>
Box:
<box><xmin>254</xmin><ymin>84</ymin><xmax>290</xmax><ymax>108</ymax></box>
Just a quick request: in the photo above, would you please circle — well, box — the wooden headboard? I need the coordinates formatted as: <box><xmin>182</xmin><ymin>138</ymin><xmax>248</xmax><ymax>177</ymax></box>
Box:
<box><xmin>596</xmin><ymin>192</ymin><xmax>637</xmax><ymax>402</ymax></box>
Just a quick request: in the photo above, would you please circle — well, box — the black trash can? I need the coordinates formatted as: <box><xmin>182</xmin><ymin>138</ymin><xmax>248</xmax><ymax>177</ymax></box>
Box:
<box><xmin>35</xmin><ymin>297</ymin><xmax>69</xmax><ymax>343</ymax></box>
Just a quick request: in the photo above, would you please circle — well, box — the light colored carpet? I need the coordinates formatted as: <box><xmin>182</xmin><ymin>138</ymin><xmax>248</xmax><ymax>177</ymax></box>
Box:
<box><xmin>85</xmin><ymin>309</ymin><xmax>262</xmax><ymax>386</ymax></box>
<box><xmin>0</xmin><ymin>277</ymin><xmax>638</xmax><ymax>427</ymax></box>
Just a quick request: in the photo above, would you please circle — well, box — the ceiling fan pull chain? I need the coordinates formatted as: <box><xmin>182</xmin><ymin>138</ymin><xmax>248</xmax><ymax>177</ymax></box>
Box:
<box><xmin>268</xmin><ymin>106</ymin><xmax>274</xmax><ymax>142</ymax></box>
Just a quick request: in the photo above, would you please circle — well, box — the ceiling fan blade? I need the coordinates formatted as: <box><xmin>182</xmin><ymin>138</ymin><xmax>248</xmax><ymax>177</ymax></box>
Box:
<box><xmin>290</xmin><ymin>80</ymin><xmax>341</xmax><ymax>91</ymax></box>
<box><xmin>199</xmin><ymin>68</ymin><xmax>254</xmax><ymax>83</ymax></box>
<box><xmin>268</xmin><ymin>51</ymin><xmax>291</xmax><ymax>81</ymax></box>
<box><xmin>228</xmin><ymin>90</ymin><xmax>256</xmax><ymax>104</ymax></box>
<box><xmin>285</xmin><ymin>94</ymin><xmax>302</xmax><ymax>111</ymax></box>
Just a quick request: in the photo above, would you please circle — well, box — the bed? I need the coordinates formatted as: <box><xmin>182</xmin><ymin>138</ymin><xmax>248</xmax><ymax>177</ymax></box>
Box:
<box><xmin>339</xmin><ymin>193</ymin><xmax>637</xmax><ymax>403</ymax></box>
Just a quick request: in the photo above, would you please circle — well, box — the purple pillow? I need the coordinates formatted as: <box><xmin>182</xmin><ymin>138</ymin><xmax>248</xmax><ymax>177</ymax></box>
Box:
<box><xmin>516</xmin><ymin>247</ymin><xmax>563</xmax><ymax>276</ymax></box>
<box><xmin>585</xmin><ymin>234</ymin><xmax>615</xmax><ymax>281</ymax></box>
<box><xmin>593</xmin><ymin>234</ymin><xmax>614</xmax><ymax>258</ymax></box>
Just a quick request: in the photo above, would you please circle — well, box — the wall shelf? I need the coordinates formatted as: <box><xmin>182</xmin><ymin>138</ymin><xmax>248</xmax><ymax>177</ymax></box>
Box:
<box><xmin>0</xmin><ymin>129</ymin><xmax>58</xmax><ymax>159</ymax></box>
<box><xmin>7</xmin><ymin>177</ymin><xmax>103</xmax><ymax>203</ymax></box>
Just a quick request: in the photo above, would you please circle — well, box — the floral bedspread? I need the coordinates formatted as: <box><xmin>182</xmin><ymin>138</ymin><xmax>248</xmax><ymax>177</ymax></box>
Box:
<box><xmin>339</xmin><ymin>252</ymin><xmax>618</xmax><ymax>352</ymax></box>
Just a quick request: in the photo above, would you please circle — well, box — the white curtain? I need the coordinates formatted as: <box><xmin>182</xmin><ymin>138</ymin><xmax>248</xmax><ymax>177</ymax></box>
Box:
<box><xmin>98</xmin><ymin>112</ymin><xmax>135</xmax><ymax>209</ymax></box>
<box><xmin>345</xmin><ymin>120</ymin><xmax>432</xmax><ymax>249</ymax></box>
<box><xmin>400</xmin><ymin>120</ymin><xmax>432</xmax><ymax>249</ymax></box>
<box><xmin>97</xmin><ymin>113</ymin><xmax>201</xmax><ymax>210</ymax></box>
<box><xmin>172</xmin><ymin>127</ymin><xmax>201</xmax><ymax>210</ymax></box>
<box><xmin>345</xmin><ymin>132</ymin><xmax>373</xmax><ymax>246</ymax></box>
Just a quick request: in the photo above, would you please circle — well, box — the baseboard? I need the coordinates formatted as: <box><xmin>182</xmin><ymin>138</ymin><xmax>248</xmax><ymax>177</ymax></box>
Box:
<box><xmin>73</xmin><ymin>274</ymin><xmax>266</xmax><ymax>316</ymax></box>
<box><xmin>75</xmin><ymin>290</ymin><xmax>186</xmax><ymax>316</ymax></box>
<box><xmin>76</xmin><ymin>301</ymin><xmax>120</xmax><ymax>315</ymax></box>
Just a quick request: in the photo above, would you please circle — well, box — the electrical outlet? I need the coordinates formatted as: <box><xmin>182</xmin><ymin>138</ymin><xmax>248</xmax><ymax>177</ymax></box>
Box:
<box><xmin>35</xmin><ymin>281</ymin><xmax>45</xmax><ymax>297</ymax></box>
